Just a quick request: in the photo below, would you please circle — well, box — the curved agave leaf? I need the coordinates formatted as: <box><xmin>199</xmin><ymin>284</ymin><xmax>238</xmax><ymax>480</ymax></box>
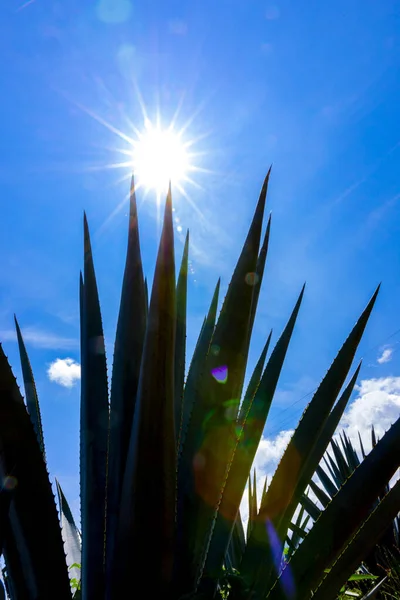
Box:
<box><xmin>243</xmin><ymin>289</ymin><xmax>378</xmax><ymax>596</ymax></box>
<box><xmin>0</xmin><ymin>344</ymin><xmax>71</xmax><ymax>599</ymax></box>
<box><xmin>80</xmin><ymin>215</ymin><xmax>109</xmax><ymax>600</ymax></box>
<box><xmin>269</xmin><ymin>411</ymin><xmax>400</xmax><ymax>600</ymax></box>
<box><xmin>14</xmin><ymin>317</ymin><xmax>45</xmax><ymax>459</ymax></box>
<box><xmin>311</xmin><ymin>481</ymin><xmax>400</xmax><ymax>600</ymax></box>
<box><xmin>201</xmin><ymin>288</ymin><xmax>304</xmax><ymax>591</ymax></box>
<box><xmin>175</xmin><ymin>230</ymin><xmax>189</xmax><ymax>440</ymax></box>
<box><xmin>106</xmin><ymin>176</ymin><xmax>147</xmax><ymax>579</ymax></box>
<box><xmin>112</xmin><ymin>186</ymin><xmax>176</xmax><ymax>598</ymax></box>
<box><xmin>56</xmin><ymin>480</ymin><xmax>82</xmax><ymax>590</ymax></box>
<box><xmin>176</xmin><ymin>174</ymin><xmax>269</xmax><ymax>595</ymax></box>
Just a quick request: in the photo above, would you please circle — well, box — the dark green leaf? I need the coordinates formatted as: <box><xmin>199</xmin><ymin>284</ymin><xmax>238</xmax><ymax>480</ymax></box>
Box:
<box><xmin>175</xmin><ymin>230</ymin><xmax>189</xmax><ymax>441</ymax></box>
<box><xmin>106</xmin><ymin>176</ymin><xmax>147</xmax><ymax>580</ymax></box>
<box><xmin>14</xmin><ymin>316</ymin><xmax>46</xmax><ymax>459</ymax></box>
<box><xmin>80</xmin><ymin>214</ymin><xmax>109</xmax><ymax>600</ymax></box>
<box><xmin>112</xmin><ymin>185</ymin><xmax>176</xmax><ymax>598</ymax></box>
<box><xmin>0</xmin><ymin>344</ymin><xmax>71</xmax><ymax>599</ymax></box>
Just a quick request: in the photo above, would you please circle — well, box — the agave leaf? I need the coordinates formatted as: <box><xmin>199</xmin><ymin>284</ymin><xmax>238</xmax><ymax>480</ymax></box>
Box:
<box><xmin>113</xmin><ymin>185</ymin><xmax>176</xmax><ymax>597</ymax></box>
<box><xmin>178</xmin><ymin>278</ymin><xmax>220</xmax><ymax>456</ymax></box>
<box><xmin>284</xmin><ymin>363</ymin><xmax>362</xmax><ymax>522</ymax></box>
<box><xmin>144</xmin><ymin>276</ymin><xmax>149</xmax><ymax>314</ymax></box>
<box><xmin>311</xmin><ymin>482</ymin><xmax>400</xmax><ymax>600</ymax></box>
<box><xmin>175</xmin><ymin>230</ymin><xmax>189</xmax><ymax>440</ymax></box>
<box><xmin>0</xmin><ymin>344</ymin><xmax>71</xmax><ymax>598</ymax></box>
<box><xmin>309</xmin><ymin>479</ymin><xmax>331</xmax><ymax>509</ymax></box>
<box><xmin>248</xmin><ymin>211</ymin><xmax>271</xmax><ymax>338</ymax></box>
<box><xmin>243</xmin><ymin>289</ymin><xmax>378</xmax><ymax>595</ymax></box>
<box><xmin>238</xmin><ymin>330</ymin><xmax>272</xmax><ymax>424</ymax></box>
<box><xmin>358</xmin><ymin>431</ymin><xmax>366</xmax><ymax>459</ymax></box>
<box><xmin>226</xmin><ymin>512</ymin><xmax>246</xmax><ymax>570</ymax></box>
<box><xmin>315</xmin><ymin>464</ymin><xmax>338</xmax><ymax>499</ymax></box>
<box><xmin>80</xmin><ymin>214</ymin><xmax>109</xmax><ymax>600</ymax></box>
<box><xmin>359</xmin><ymin>577</ymin><xmax>387</xmax><ymax>600</ymax></box>
<box><xmin>330</xmin><ymin>438</ymin><xmax>352</xmax><ymax>480</ymax></box>
<box><xmin>55</xmin><ymin>480</ymin><xmax>82</xmax><ymax>590</ymax></box>
<box><xmin>270</xmin><ymin>411</ymin><xmax>400</xmax><ymax>600</ymax></box>
<box><xmin>106</xmin><ymin>176</ymin><xmax>147</xmax><ymax>579</ymax></box>
<box><xmin>176</xmin><ymin>174</ymin><xmax>269</xmax><ymax>594</ymax></box>
<box><xmin>201</xmin><ymin>288</ymin><xmax>304</xmax><ymax>590</ymax></box>
<box><xmin>247</xmin><ymin>473</ymin><xmax>253</xmax><ymax>540</ymax></box>
<box><xmin>14</xmin><ymin>316</ymin><xmax>46</xmax><ymax>459</ymax></box>
<box><xmin>300</xmin><ymin>491</ymin><xmax>321</xmax><ymax>521</ymax></box>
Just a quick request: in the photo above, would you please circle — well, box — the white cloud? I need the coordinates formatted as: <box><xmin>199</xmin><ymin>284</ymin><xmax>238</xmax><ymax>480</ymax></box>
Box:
<box><xmin>339</xmin><ymin>377</ymin><xmax>400</xmax><ymax>450</ymax></box>
<box><xmin>377</xmin><ymin>347</ymin><xmax>393</xmax><ymax>364</ymax></box>
<box><xmin>0</xmin><ymin>326</ymin><xmax>78</xmax><ymax>350</ymax></box>
<box><xmin>47</xmin><ymin>358</ymin><xmax>81</xmax><ymax>388</ymax></box>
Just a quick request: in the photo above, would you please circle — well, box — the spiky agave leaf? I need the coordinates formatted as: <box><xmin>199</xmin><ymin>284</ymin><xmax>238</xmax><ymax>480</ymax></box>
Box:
<box><xmin>238</xmin><ymin>330</ymin><xmax>272</xmax><ymax>424</ymax></box>
<box><xmin>176</xmin><ymin>174</ymin><xmax>269</xmax><ymax>593</ymax></box>
<box><xmin>112</xmin><ymin>185</ymin><xmax>176</xmax><ymax>597</ymax></box>
<box><xmin>311</xmin><ymin>481</ymin><xmax>400</xmax><ymax>600</ymax></box>
<box><xmin>56</xmin><ymin>479</ymin><xmax>82</xmax><ymax>590</ymax></box>
<box><xmin>14</xmin><ymin>316</ymin><xmax>46</xmax><ymax>458</ymax></box>
<box><xmin>201</xmin><ymin>287</ymin><xmax>304</xmax><ymax>591</ymax></box>
<box><xmin>80</xmin><ymin>215</ymin><xmax>109</xmax><ymax>600</ymax></box>
<box><xmin>268</xmin><ymin>411</ymin><xmax>400</xmax><ymax>600</ymax></box>
<box><xmin>178</xmin><ymin>278</ymin><xmax>220</xmax><ymax>456</ymax></box>
<box><xmin>106</xmin><ymin>176</ymin><xmax>147</xmax><ymax>580</ymax></box>
<box><xmin>242</xmin><ymin>288</ymin><xmax>379</xmax><ymax>596</ymax></box>
<box><xmin>0</xmin><ymin>344</ymin><xmax>71</xmax><ymax>599</ymax></box>
<box><xmin>175</xmin><ymin>230</ymin><xmax>189</xmax><ymax>440</ymax></box>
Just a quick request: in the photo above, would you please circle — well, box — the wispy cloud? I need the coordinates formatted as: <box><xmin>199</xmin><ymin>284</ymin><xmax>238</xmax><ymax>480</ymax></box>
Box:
<box><xmin>47</xmin><ymin>358</ymin><xmax>81</xmax><ymax>388</ymax></box>
<box><xmin>0</xmin><ymin>326</ymin><xmax>78</xmax><ymax>350</ymax></box>
<box><xmin>377</xmin><ymin>347</ymin><xmax>393</xmax><ymax>364</ymax></box>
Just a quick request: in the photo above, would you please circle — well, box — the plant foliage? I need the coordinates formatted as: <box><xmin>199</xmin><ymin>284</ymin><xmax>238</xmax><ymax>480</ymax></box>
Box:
<box><xmin>0</xmin><ymin>173</ymin><xmax>399</xmax><ymax>599</ymax></box>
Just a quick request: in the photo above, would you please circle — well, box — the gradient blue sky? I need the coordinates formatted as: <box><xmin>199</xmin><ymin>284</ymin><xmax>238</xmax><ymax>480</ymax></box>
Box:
<box><xmin>1</xmin><ymin>0</ymin><xmax>400</xmax><ymax>513</ymax></box>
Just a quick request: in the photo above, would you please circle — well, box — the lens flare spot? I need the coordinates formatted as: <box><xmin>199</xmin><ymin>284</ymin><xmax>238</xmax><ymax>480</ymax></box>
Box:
<box><xmin>3</xmin><ymin>476</ymin><xmax>18</xmax><ymax>491</ymax></box>
<box><xmin>211</xmin><ymin>365</ymin><xmax>228</xmax><ymax>384</ymax></box>
<box><xmin>266</xmin><ymin>518</ymin><xmax>296</xmax><ymax>599</ymax></box>
<box><xmin>245</xmin><ymin>272</ymin><xmax>260</xmax><ymax>286</ymax></box>
<box><xmin>210</xmin><ymin>344</ymin><xmax>220</xmax><ymax>356</ymax></box>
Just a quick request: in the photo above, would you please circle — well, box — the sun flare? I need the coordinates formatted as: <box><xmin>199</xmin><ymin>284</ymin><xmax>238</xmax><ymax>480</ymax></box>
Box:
<box><xmin>131</xmin><ymin>119</ymin><xmax>190</xmax><ymax>195</ymax></box>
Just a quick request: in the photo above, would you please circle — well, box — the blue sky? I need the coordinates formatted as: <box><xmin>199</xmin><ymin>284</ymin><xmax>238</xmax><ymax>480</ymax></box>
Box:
<box><xmin>1</xmin><ymin>0</ymin><xmax>400</xmax><ymax>515</ymax></box>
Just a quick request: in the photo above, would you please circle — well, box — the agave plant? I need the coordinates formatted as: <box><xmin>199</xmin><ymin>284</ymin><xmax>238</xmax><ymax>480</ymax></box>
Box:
<box><xmin>1</xmin><ymin>172</ymin><xmax>400</xmax><ymax>600</ymax></box>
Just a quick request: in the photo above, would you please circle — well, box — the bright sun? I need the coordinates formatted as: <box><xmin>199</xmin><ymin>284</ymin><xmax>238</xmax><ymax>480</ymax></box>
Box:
<box><xmin>131</xmin><ymin>119</ymin><xmax>190</xmax><ymax>195</ymax></box>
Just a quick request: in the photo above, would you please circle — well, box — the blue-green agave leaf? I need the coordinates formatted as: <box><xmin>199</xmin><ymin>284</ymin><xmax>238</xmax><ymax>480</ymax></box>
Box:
<box><xmin>112</xmin><ymin>185</ymin><xmax>176</xmax><ymax>598</ymax></box>
<box><xmin>80</xmin><ymin>214</ymin><xmax>109</xmax><ymax>600</ymax></box>
<box><xmin>14</xmin><ymin>316</ymin><xmax>45</xmax><ymax>459</ymax></box>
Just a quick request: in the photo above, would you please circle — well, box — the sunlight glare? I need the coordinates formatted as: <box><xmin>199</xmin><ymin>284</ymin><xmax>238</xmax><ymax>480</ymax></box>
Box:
<box><xmin>131</xmin><ymin>119</ymin><xmax>190</xmax><ymax>194</ymax></box>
